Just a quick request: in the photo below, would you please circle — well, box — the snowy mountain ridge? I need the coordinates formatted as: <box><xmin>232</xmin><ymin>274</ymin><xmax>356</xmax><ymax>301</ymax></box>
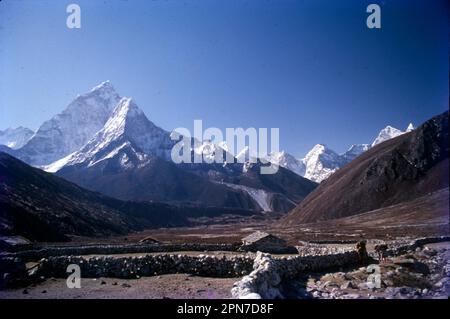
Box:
<box><xmin>14</xmin><ymin>81</ymin><xmax>121</xmax><ymax>166</ymax></box>
<box><xmin>0</xmin><ymin>127</ymin><xmax>34</xmax><ymax>149</ymax></box>
<box><xmin>8</xmin><ymin>81</ymin><xmax>415</xmax><ymax>185</ymax></box>
<box><xmin>269</xmin><ymin>123</ymin><xmax>415</xmax><ymax>182</ymax></box>
<box><xmin>45</xmin><ymin>97</ymin><xmax>173</xmax><ymax>171</ymax></box>
<box><xmin>7</xmin><ymin>81</ymin><xmax>317</xmax><ymax>214</ymax></box>
<box><xmin>372</xmin><ymin>125</ymin><xmax>405</xmax><ymax>147</ymax></box>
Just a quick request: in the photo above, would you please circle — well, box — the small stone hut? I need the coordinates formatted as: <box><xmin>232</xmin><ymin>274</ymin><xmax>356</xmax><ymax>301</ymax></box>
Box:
<box><xmin>239</xmin><ymin>231</ymin><xmax>297</xmax><ymax>254</ymax></box>
<box><xmin>0</xmin><ymin>236</ymin><xmax>32</xmax><ymax>252</ymax></box>
<box><xmin>138</xmin><ymin>236</ymin><xmax>161</xmax><ymax>244</ymax></box>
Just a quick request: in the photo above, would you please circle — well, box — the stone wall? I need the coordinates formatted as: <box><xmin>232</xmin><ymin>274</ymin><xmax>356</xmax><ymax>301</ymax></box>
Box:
<box><xmin>231</xmin><ymin>251</ymin><xmax>360</xmax><ymax>299</ymax></box>
<box><xmin>1</xmin><ymin>243</ymin><xmax>239</xmax><ymax>261</ymax></box>
<box><xmin>296</xmin><ymin>245</ymin><xmax>354</xmax><ymax>257</ymax></box>
<box><xmin>383</xmin><ymin>236</ymin><xmax>450</xmax><ymax>257</ymax></box>
<box><xmin>231</xmin><ymin>236</ymin><xmax>450</xmax><ymax>299</ymax></box>
<box><xmin>33</xmin><ymin>254</ymin><xmax>254</xmax><ymax>279</ymax></box>
<box><xmin>2</xmin><ymin>236</ymin><xmax>447</xmax><ymax>292</ymax></box>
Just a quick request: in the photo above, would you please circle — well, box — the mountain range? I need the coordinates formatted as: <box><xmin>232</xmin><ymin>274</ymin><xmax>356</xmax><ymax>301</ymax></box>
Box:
<box><xmin>267</xmin><ymin>123</ymin><xmax>415</xmax><ymax>183</ymax></box>
<box><xmin>0</xmin><ymin>81</ymin><xmax>446</xmax><ymax>242</ymax></box>
<box><xmin>0</xmin><ymin>82</ymin><xmax>414</xmax><ymax>186</ymax></box>
<box><xmin>282</xmin><ymin>110</ymin><xmax>449</xmax><ymax>225</ymax></box>
<box><xmin>52</xmin><ymin>96</ymin><xmax>316</xmax><ymax>213</ymax></box>
<box><xmin>0</xmin><ymin>82</ymin><xmax>315</xmax><ymax>213</ymax></box>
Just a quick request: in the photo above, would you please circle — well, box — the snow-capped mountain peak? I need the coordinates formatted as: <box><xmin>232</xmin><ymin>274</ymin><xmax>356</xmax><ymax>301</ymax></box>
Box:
<box><xmin>85</xmin><ymin>81</ymin><xmax>124</xmax><ymax>103</ymax></box>
<box><xmin>235</xmin><ymin>146</ymin><xmax>249</xmax><ymax>162</ymax></box>
<box><xmin>266</xmin><ymin>150</ymin><xmax>286</xmax><ymax>164</ymax></box>
<box><xmin>112</xmin><ymin>98</ymin><xmax>173</xmax><ymax>156</ymax></box>
<box><xmin>193</xmin><ymin>139</ymin><xmax>223</xmax><ymax>159</ymax></box>
<box><xmin>341</xmin><ymin>143</ymin><xmax>371</xmax><ymax>162</ymax></box>
<box><xmin>279</xmin><ymin>123</ymin><xmax>414</xmax><ymax>182</ymax></box>
<box><xmin>0</xmin><ymin>126</ymin><xmax>34</xmax><ymax>149</ymax></box>
<box><xmin>46</xmin><ymin>97</ymin><xmax>173</xmax><ymax>171</ymax></box>
<box><xmin>15</xmin><ymin>81</ymin><xmax>122</xmax><ymax>166</ymax></box>
<box><xmin>406</xmin><ymin>123</ymin><xmax>415</xmax><ymax>132</ymax></box>
<box><xmin>66</xmin><ymin>80</ymin><xmax>121</xmax><ymax>116</ymax></box>
<box><xmin>91</xmin><ymin>80</ymin><xmax>113</xmax><ymax>91</ymax></box>
<box><xmin>302</xmin><ymin>144</ymin><xmax>344</xmax><ymax>182</ymax></box>
<box><xmin>267</xmin><ymin>150</ymin><xmax>305</xmax><ymax>176</ymax></box>
<box><xmin>236</xmin><ymin>146</ymin><xmax>259</xmax><ymax>163</ymax></box>
<box><xmin>303</xmin><ymin>144</ymin><xmax>342</xmax><ymax>165</ymax></box>
<box><xmin>100</xmin><ymin>97</ymin><xmax>143</xmax><ymax>140</ymax></box>
<box><xmin>304</xmin><ymin>144</ymin><xmax>327</xmax><ymax>156</ymax></box>
<box><xmin>371</xmin><ymin>125</ymin><xmax>404</xmax><ymax>147</ymax></box>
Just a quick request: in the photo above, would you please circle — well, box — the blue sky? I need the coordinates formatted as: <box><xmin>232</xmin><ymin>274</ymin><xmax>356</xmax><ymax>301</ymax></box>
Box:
<box><xmin>0</xmin><ymin>0</ymin><xmax>448</xmax><ymax>157</ymax></box>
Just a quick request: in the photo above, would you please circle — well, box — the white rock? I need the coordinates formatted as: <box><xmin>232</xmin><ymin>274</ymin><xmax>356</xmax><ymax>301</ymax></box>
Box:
<box><xmin>239</xmin><ymin>293</ymin><xmax>262</xmax><ymax>299</ymax></box>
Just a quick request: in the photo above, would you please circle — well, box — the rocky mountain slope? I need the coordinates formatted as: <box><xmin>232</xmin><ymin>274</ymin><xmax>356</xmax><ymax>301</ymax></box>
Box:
<box><xmin>282</xmin><ymin>111</ymin><xmax>449</xmax><ymax>225</ymax></box>
<box><xmin>0</xmin><ymin>152</ymin><xmax>257</xmax><ymax>242</ymax></box>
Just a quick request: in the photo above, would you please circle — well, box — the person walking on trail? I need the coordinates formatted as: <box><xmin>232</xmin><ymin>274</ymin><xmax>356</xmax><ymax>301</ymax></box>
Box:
<box><xmin>374</xmin><ymin>244</ymin><xmax>388</xmax><ymax>263</ymax></box>
<box><xmin>356</xmin><ymin>240</ymin><xmax>368</xmax><ymax>264</ymax></box>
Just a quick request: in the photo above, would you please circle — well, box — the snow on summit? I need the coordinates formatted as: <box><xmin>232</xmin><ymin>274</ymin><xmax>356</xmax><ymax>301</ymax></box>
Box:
<box><xmin>268</xmin><ymin>123</ymin><xmax>414</xmax><ymax>183</ymax></box>
<box><xmin>14</xmin><ymin>81</ymin><xmax>122</xmax><ymax>166</ymax></box>
<box><xmin>302</xmin><ymin>144</ymin><xmax>344</xmax><ymax>182</ymax></box>
<box><xmin>406</xmin><ymin>123</ymin><xmax>415</xmax><ymax>132</ymax></box>
<box><xmin>46</xmin><ymin>96</ymin><xmax>174</xmax><ymax>171</ymax></box>
<box><xmin>7</xmin><ymin>80</ymin><xmax>415</xmax><ymax>184</ymax></box>
<box><xmin>267</xmin><ymin>151</ymin><xmax>305</xmax><ymax>177</ymax></box>
<box><xmin>0</xmin><ymin>127</ymin><xmax>34</xmax><ymax>149</ymax></box>
<box><xmin>371</xmin><ymin>125</ymin><xmax>404</xmax><ymax>147</ymax></box>
<box><xmin>371</xmin><ymin>123</ymin><xmax>414</xmax><ymax>147</ymax></box>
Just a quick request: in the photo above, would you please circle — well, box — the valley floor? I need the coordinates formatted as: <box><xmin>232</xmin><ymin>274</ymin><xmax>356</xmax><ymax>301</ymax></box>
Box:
<box><xmin>1</xmin><ymin>194</ymin><xmax>448</xmax><ymax>299</ymax></box>
<box><xmin>0</xmin><ymin>274</ymin><xmax>236</xmax><ymax>299</ymax></box>
<box><xmin>31</xmin><ymin>188</ymin><xmax>447</xmax><ymax>248</ymax></box>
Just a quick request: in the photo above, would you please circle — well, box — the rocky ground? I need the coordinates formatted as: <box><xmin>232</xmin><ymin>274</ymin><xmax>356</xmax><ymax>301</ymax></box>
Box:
<box><xmin>283</xmin><ymin>242</ymin><xmax>450</xmax><ymax>299</ymax></box>
<box><xmin>0</xmin><ymin>274</ymin><xmax>236</xmax><ymax>299</ymax></box>
<box><xmin>1</xmin><ymin>241</ymin><xmax>448</xmax><ymax>299</ymax></box>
